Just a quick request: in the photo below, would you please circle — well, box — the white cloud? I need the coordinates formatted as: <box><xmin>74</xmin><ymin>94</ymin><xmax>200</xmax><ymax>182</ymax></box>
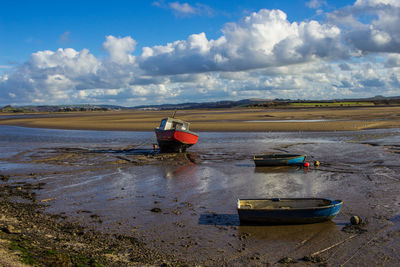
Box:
<box><xmin>354</xmin><ymin>0</ymin><xmax>400</xmax><ymax>8</ymax></box>
<box><xmin>29</xmin><ymin>48</ymin><xmax>100</xmax><ymax>76</ymax></box>
<box><xmin>153</xmin><ymin>1</ymin><xmax>213</xmax><ymax>17</ymax></box>
<box><xmin>102</xmin><ymin>35</ymin><xmax>136</xmax><ymax>64</ymax></box>
<box><xmin>139</xmin><ymin>9</ymin><xmax>345</xmax><ymax>75</ymax></box>
<box><xmin>385</xmin><ymin>54</ymin><xmax>400</xmax><ymax>67</ymax></box>
<box><xmin>169</xmin><ymin>2</ymin><xmax>196</xmax><ymax>15</ymax></box>
<box><xmin>328</xmin><ymin>0</ymin><xmax>400</xmax><ymax>53</ymax></box>
<box><xmin>306</xmin><ymin>0</ymin><xmax>327</xmax><ymax>9</ymax></box>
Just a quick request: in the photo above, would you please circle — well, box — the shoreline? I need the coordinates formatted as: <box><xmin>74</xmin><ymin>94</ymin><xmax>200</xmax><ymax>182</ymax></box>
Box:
<box><xmin>1</xmin><ymin>106</ymin><xmax>400</xmax><ymax>132</ymax></box>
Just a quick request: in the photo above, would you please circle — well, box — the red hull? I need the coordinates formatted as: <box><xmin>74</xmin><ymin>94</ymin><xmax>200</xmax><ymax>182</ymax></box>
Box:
<box><xmin>155</xmin><ymin>129</ymin><xmax>198</xmax><ymax>152</ymax></box>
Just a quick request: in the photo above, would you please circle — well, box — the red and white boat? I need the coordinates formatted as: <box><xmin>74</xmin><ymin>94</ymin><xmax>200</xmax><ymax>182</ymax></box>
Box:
<box><xmin>155</xmin><ymin>117</ymin><xmax>199</xmax><ymax>152</ymax></box>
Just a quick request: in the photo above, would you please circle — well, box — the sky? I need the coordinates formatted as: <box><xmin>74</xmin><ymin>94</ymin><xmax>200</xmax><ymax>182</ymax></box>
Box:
<box><xmin>1</xmin><ymin>0</ymin><xmax>400</xmax><ymax>106</ymax></box>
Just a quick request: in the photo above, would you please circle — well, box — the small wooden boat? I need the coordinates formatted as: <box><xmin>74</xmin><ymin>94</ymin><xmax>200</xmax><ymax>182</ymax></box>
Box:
<box><xmin>155</xmin><ymin>117</ymin><xmax>199</xmax><ymax>153</ymax></box>
<box><xmin>253</xmin><ymin>154</ymin><xmax>306</xmax><ymax>166</ymax></box>
<box><xmin>237</xmin><ymin>198</ymin><xmax>343</xmax><ymax>224</ymax></box>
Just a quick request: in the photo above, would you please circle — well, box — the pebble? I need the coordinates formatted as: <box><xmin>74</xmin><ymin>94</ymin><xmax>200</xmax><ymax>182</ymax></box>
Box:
<box><xmin>150</xmin><ymin>207</ymin><xmax>162</xmax><ymax>213</ymax></box>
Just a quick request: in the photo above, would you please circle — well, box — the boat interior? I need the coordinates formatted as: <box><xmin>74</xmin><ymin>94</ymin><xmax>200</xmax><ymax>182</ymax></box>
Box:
<box><xmin>237</xmin><ymin>199</ymin><xmax>332</xmax><ymax>210</ymax></box>
<box><xmin>253</xmin><ymin>154</ymin><xmax>304</xmax><ymax>160</ymax></box>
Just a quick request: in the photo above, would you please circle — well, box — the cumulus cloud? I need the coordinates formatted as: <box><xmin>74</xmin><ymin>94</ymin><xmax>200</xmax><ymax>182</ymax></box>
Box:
<box><xmin>29</xmin><ymin>48</ymin><xmax>100</xmax><ymax>75</ymax></box>
<box><xmin>0</xmin><ymin>37</ymin><xmax>135</xmax><ymax>105</ymax></box>
<box><xmin>139</xmin><ymin>9</ymin><xmax>345</xmax><ymax>75</ymax></box>
<box><xmin>102</xmin><ymin>35</ymin><xmax>136</xmax><ymax>64</ymax></box>
<box><xmin>328</xmin><ymin>0</ymin><xmax>400</xmax><ymax>53</ymax></box>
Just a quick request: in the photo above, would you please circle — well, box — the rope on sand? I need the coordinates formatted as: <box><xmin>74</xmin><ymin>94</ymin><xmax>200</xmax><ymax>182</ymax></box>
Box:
<box><xmin>119</xmin><ymin>133</ymin><xmax>157</xmax><ymax>150</ymax></box>
<box><xmin>340</xmin><ymin>225</ymin><xmax>389</xmax><ymax>266</ymax></box>
<box><xmin>310</xmin><ymin>234</ymin><xmax>359</xmax><ymax>258</ymax></box>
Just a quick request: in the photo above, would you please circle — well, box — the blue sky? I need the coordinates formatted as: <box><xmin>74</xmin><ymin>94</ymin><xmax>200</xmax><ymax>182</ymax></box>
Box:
<box><xmin>1</xmin><ymin>0</ymin><xmax>399</xmax><ymax>106</ymax></box>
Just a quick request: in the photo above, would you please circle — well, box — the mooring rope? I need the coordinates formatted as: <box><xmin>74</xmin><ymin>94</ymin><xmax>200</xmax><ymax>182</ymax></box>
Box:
<box><xmin>120</xmin><ymin>133</ymin><xmax>157</xmax><ymax>150</ymax></box>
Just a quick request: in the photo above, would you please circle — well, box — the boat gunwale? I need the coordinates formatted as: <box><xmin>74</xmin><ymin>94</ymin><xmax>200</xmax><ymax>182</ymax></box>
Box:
<box><xmin>155</xmin><ymin>127</ymin><xmax>199</xmax><ymax>137</ymax></box>
<box><xmin>253</xmin><ymin>154</ymin><xmax>306</xmax><ymax>160</ymax></box>
<box><xmin>237</xmin><ymin>198</ymin><xmax>343</xmax><ymax>211</ymax></box>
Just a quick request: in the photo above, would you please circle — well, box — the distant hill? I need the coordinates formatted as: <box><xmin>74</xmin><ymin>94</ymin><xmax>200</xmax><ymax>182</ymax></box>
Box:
<box><xmin>338</xmin><ymin>95</ymin><xmax>400</xmax><ymax>102</ymax></box>
<box><xmin>0</xmin><ymin>104</ymin><xmax>126</xmax><ymax>113</ymax></box>
<box><xmin>134</xmin><ymin>98</ymin><xmax>275</xmax><ymax>110</ymax></box>
<box><xmin>1</xmin><ymin>95</ymin><xmax>399</xmax><ymax>112</ymax></box>
<box><xmin>133</xmin><ymin>96</ymin><xmax>400</xmax><ymax>110</ymax></box>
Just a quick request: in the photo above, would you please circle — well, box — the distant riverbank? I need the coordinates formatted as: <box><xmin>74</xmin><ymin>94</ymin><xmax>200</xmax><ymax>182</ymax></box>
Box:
<box><xmin>1</xmin><ymin>106</ymin><xmax>400</xmax><ymax>132</ymax></box>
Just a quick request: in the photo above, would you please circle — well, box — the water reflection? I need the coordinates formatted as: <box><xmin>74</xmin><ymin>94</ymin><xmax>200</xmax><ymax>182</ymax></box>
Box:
<box><xmin>253</xmin><ymin>166</ymin><xmax>304</xmax><ymax>174</ymax></box>
<box><xmin>198</xmin><ymin>213</ymin><xmax>240</xmax><ymax>226</ymax></box>
<box><xmin>197</xmin><ymin>212</ymin><xmax>338</xmax><ymax>243</ymax></box>
<box><xmin>237</xmin><ymin>221</ymin><xmax>337</xmax><ymax>241</ymax></box>
<box><xmin>163</xmin><ymin>163</ymin><xmax>199</xmax><ymax>179</ymax></box>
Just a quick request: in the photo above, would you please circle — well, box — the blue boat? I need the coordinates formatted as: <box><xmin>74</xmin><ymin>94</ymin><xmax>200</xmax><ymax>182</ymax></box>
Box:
<box><xmin>237</xmin><ymin>198</ymin><xmax>343</xmax><ymax>224</ymax></box>
<box><xmin>253</xmin><ymin>154</ymin><xmax>306</xmax><ymax>166</ymax></box>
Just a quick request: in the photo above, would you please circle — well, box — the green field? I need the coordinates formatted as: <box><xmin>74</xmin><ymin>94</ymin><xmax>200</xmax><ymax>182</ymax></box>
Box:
<box><xmin>289</xmin><ymin>101</ymin><xmax>375</xmax><ymax>107</ymax></box>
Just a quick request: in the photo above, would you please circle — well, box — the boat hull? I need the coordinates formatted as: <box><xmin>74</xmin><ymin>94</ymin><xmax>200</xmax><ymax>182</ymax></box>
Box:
<box><xmin>253</xmin><ymin>154</ymin><xmax>306</xmax><ymax>166</ymax></box>
<box><xmin>237</xmin><ymin>198</ymin><xmax>343</xmax><ymax>225</ymax></box>
<box><xmin>155</xmin><ymin>128</ymin><xmax>198</xmax><ymax>152</ymax></box>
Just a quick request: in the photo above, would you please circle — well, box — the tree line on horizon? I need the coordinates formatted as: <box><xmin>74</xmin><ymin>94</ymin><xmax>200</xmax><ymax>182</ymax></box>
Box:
<box><xmin>1</xmin><ymin>95</ymin><xmax>400</xmax><ymax>113</ymax></box>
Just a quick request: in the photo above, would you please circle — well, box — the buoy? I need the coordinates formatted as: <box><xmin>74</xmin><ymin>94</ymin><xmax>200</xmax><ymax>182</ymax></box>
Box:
<box><xmin>153</xmin><ymin>144</ymin><xmax>158</xmax><ymax>150</ymax></box>
<box><xmin>350</xmin><ymin>215</ymin><xmax>361</xmax><ymax>225</ymax></box>
<box><xmin>304</xmin><ymin>162</ymin><xmax>310</xmax><ymax>167</ymax></box>
<box><xmin>314</xmin><ymin>160</ymin><xmax>320</xmax><ymax>166</ymax></box>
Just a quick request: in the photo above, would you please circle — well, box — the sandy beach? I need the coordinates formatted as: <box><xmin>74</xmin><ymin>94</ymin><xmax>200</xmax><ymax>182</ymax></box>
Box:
<box><xmin>1</xmin><ymin>106</ymin><xmax>400</xmax><ymax>132</ymax></box>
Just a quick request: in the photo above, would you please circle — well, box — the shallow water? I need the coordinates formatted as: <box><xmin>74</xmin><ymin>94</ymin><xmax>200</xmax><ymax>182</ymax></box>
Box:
<box><xmin>1</xmin><ymin>125</ymin><xmax>400</xmax><ymax>265</ymax></box>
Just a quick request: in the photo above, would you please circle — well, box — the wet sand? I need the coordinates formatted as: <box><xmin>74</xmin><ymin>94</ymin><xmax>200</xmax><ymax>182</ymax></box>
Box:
<box><xmin>1</xmin><ymin>127</ymin><xmax>400</xmax><ymax>266</ymax></box>
<box><xmin>1</xmin><ymin>106</ymin><xmax>400</xmax><ymax>131</ymax></box>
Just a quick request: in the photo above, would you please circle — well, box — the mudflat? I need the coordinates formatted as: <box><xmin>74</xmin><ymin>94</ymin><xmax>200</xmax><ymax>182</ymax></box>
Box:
<box><xmin>1</xmin><ymin>107</ymin><xmax>400</xmax><ymax>266</ymax></box>
<box><xmin>1</xmin><ymin>128</ymin><xmax>399</xmax><ymax>266</ymax></box>
<box><xmin>1</xmin><ymin>106</ymin><xmax>400</xmax><ymax>131</ymax></box>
